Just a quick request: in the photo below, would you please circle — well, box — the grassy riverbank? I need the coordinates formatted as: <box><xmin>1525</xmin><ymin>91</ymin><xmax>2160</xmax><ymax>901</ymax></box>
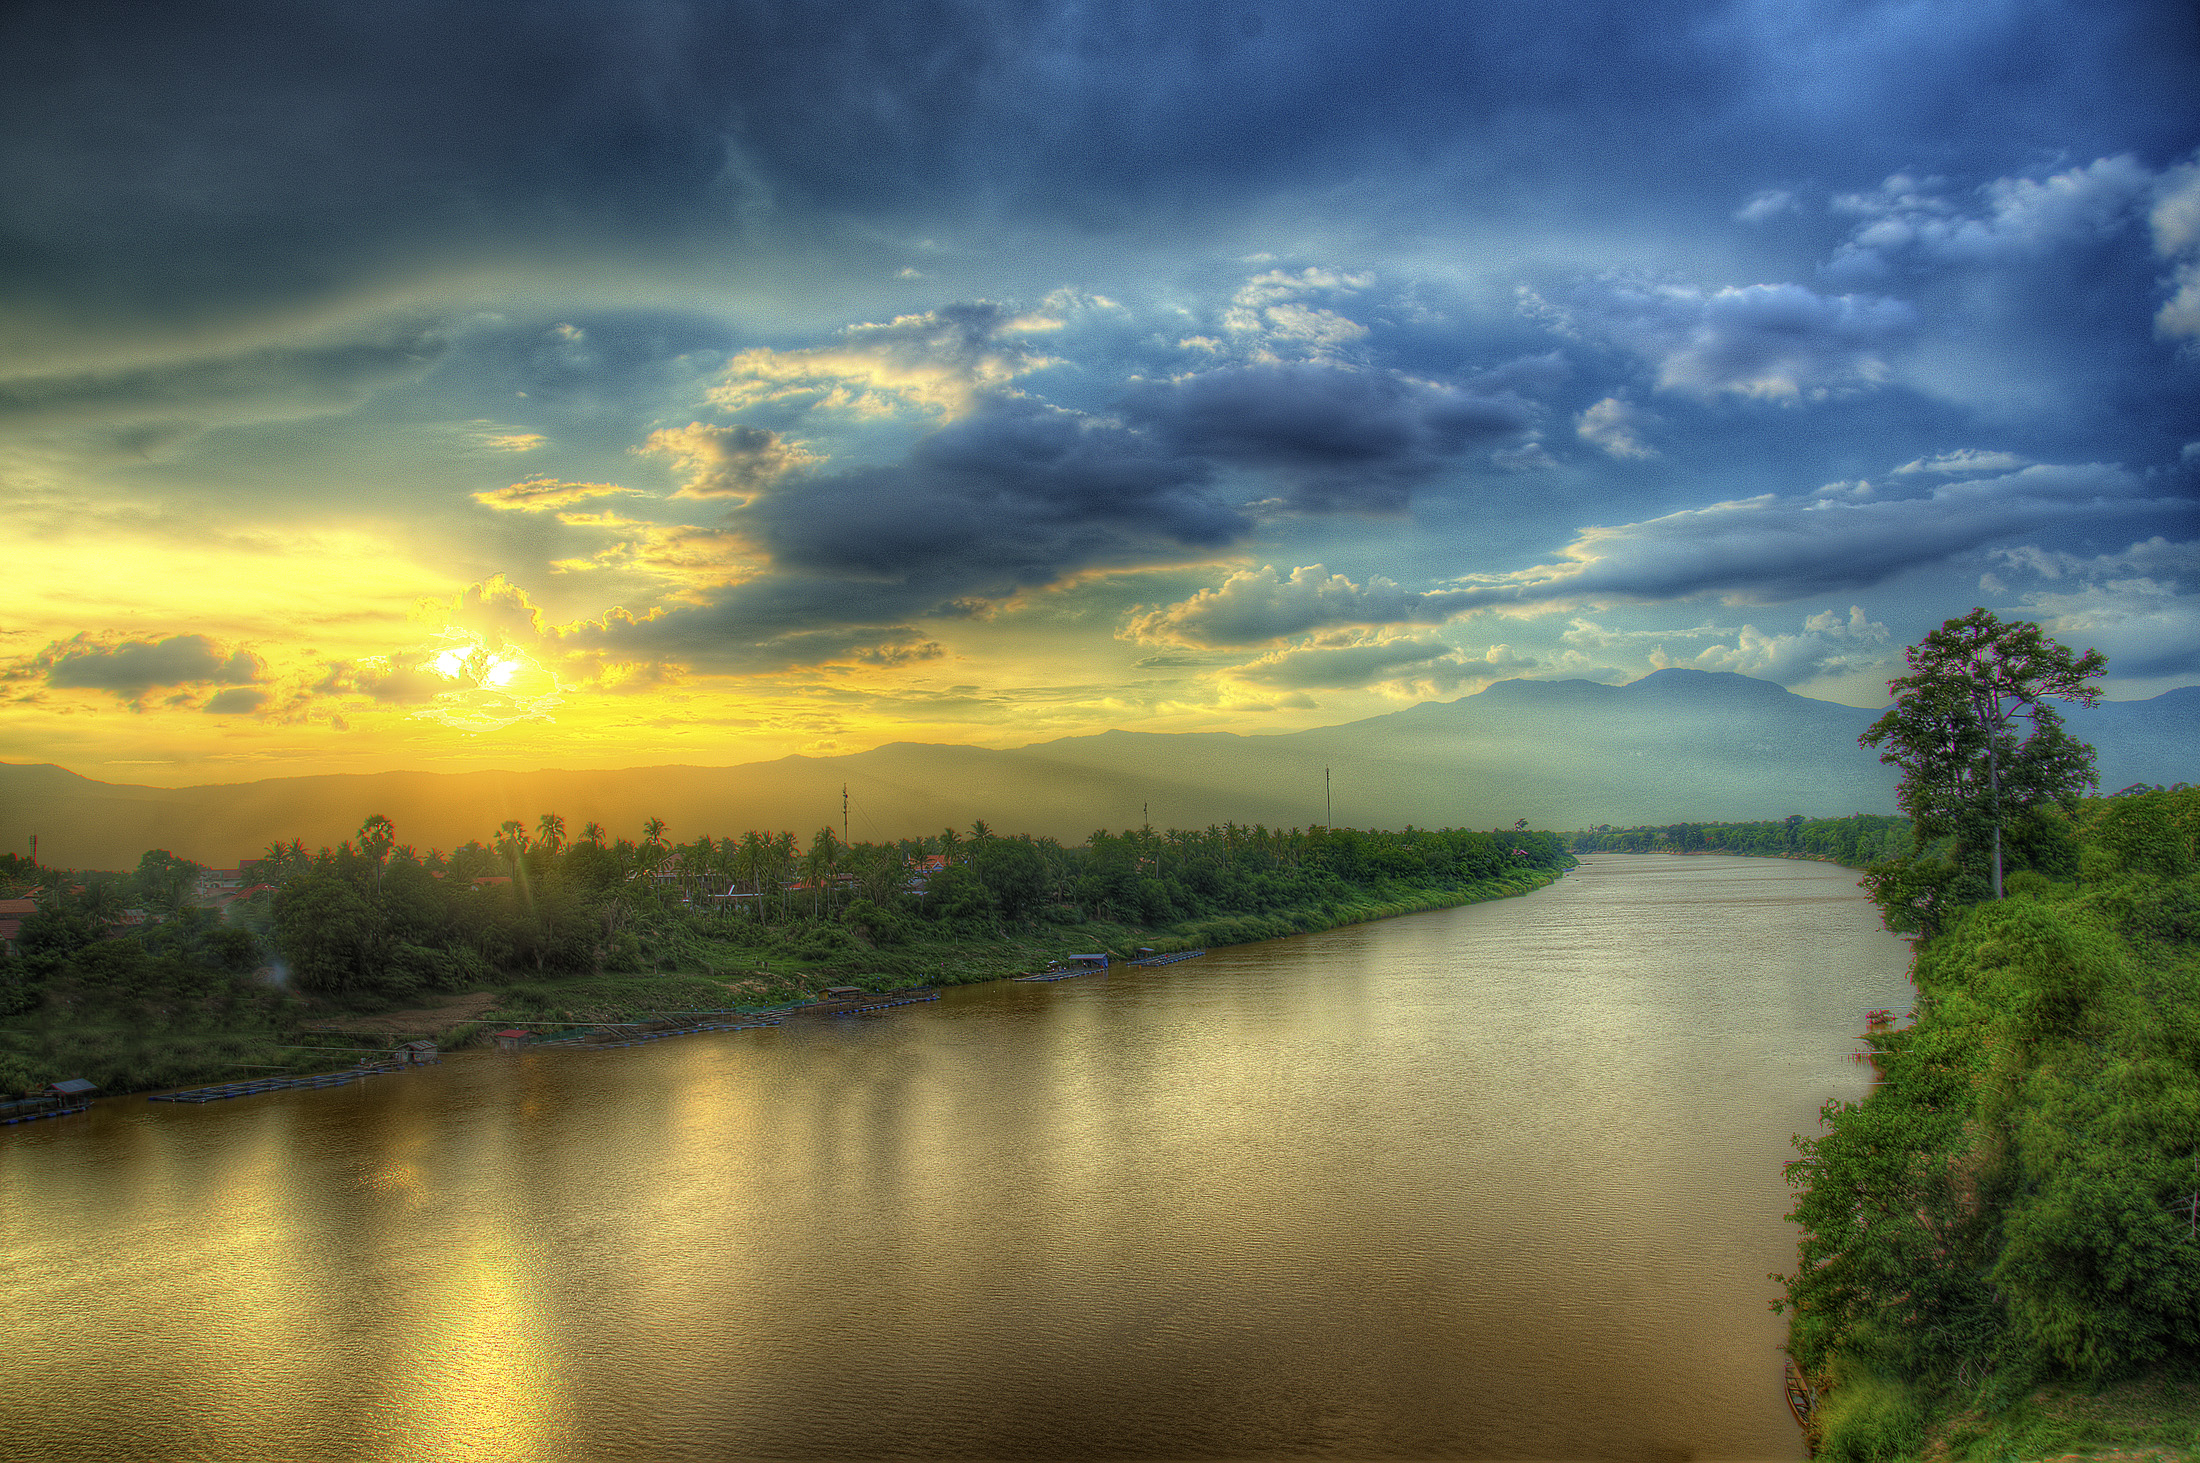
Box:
<box><xmin>474</xmin><ymin>867</ymin><xmax>1565</xmax><ymax>1026</ymax></box>
<box><xmin>3</xmin><ymin>861</ymin><xmax>1568</xmax><ymax>1094</ymax></box>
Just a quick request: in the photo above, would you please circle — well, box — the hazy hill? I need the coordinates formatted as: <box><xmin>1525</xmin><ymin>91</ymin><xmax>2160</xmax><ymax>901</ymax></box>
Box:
<box><xmin>3</xmin><ymin>670</ymin><xmax>2193</xmax><ymax>869</ymax></box>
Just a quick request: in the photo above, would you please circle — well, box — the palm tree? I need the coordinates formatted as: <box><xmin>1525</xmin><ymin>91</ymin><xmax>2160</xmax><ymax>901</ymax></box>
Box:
<box><xmin>582</xmin><ymin>821</ymin><xmax>606</xmax><ymax>848</ymax></box>
<box><xmin>853</xmin><ymin>844</ymin><xmax>905</xmax><ymax>907</ymax></box>
<box><xmin>537</xmin><ymin>813</ymin><xmax>567</xmax><ymax>854</ymax></box>
<box><xmin>772</xmin><ymin>830</ymin><xmax>799</xmax><ymax>920</ymax></box>
<box><xmin>494</xmin><ymin>820</ymin><xmax>529</xmax><ymax>869</ymax></box>
<box><xmin>357</xmin><ymin>814</ymin><xmax>396</xmax><ymax>892</ymax></box>
<box><xmin>643</xmin><ymin>817</ymin><xmax>667</xmax><ymax>848</ymax></box>
<box><xmin>805</xmin><ymin>826</ymin><xmax>842</xmax><ymax>917</ymax></box>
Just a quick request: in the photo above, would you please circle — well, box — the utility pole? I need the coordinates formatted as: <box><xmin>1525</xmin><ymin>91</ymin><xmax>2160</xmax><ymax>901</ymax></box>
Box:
<box><xmin>1325</xmin><ymin>768</ymin><xmax>1331</xmax><ymax>829</ymax></box>
<box><xmin>842</xmin><ymin>783</ymin><xmax>849</xmax><ymax>847</ymax></box>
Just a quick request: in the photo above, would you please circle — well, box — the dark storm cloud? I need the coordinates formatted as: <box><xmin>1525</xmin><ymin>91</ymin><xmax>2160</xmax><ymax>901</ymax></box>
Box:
<box><xmin>5</xmin><ymin>0</ymin><xmax>2193</xmax><ymax>333</ymax></box>
<box><xmin>31</xmin><ymin>634</ymin><xmax>264</xmax><ymax>696</ymax></box>
<box><xmin>751</xmin><ymin>397</ymin><xmax>1242</xmax><ymax>582</ymax></box>
<box><xmin>1443</xmin><ymin>464</ymin><xmax>2179</xmax><ymax>610</ymax></box>
<box><xmin>565</xmin><ymin>396</ymin><xmax>1243</xmax><ymax>670</ymax></box>
<box><xmin>1118</xmin><ymin>363</ymin><xmax>1534</xmax><ymax>510</ymax></box>
<box><xmin>569</xmin><ymin>602</ymin><xmax>947</xmax><ymax>677</ymax></box>
<box><xmin>202</xmin><ymin>688</ymin><xmax>268</xmax><ymax>715</ymax></box>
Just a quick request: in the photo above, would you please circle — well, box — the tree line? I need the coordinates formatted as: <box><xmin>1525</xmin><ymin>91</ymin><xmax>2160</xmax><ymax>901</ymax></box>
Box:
<box><xmin>8</xmin><ymin>816</ymin><xmax>1572</xmax><ymax>1008</ymax></box>
<box><xmin>1567</xmin><ymin>814</ymin><xmax>1911</xmax><ymax>867</ymax></box>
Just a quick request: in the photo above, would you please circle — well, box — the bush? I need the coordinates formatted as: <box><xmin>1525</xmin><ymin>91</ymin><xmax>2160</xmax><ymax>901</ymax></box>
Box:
<box><xmin>1814</xmin><ymin>1366</ymin><xmax>1927</xmax><ymax>1462</ymax></box>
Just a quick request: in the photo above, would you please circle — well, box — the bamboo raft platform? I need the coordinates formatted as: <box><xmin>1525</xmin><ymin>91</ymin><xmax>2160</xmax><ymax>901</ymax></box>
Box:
<box><xmin>580</xmin><ymin>1017</ymin><xmax>782</xmax><ymax>1049</ymax></box>
<box><xmin>786</xmin><ymin>987</ymin><xmax>940</xmax><ymax>1017</ymax></box>
<box><xmin>1015</xmin><ymin>967</ymin><xmax>1103</xmax><ymax>982</ymax></box>
<box><xmin>148</xmin><ymin>1063</ymin><xmax>412</xmax><ymax>1104</ymax></box>
<box><xmin>0</xmin><ymin>1098</ymin><xmax>92</xmax><ymax>1126</ymax></box>
<box><xmin>1128</xmin><ymin>949</ymin><xmax>1206</xmax><ymax>967</ymax></box>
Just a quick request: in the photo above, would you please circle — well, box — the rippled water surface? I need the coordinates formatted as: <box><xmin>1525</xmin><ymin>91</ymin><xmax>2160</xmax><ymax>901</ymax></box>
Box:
<box><xmin>1</xmin><ymin>855</ymin><xmax>1912</xmax><ymax>1461</ymax></box>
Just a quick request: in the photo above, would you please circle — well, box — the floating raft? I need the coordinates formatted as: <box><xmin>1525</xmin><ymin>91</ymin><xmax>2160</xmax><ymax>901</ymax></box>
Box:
<box><xmin>1128</xmin><ymin>949</ymin><xmax>1206</xmax><ymax>967</ymax></box>
<box><xmin>788</xmin><ymin>988</ymin><xmax>940</xmax><ymax>1018</ymax></box>
<box><xmin>148</xmin><ymin>1064</ymin><xmax>409</xmax><ymax>1104</ymax></box>
<box><xmin>581</xmin><ymin>1017</ymin><xmax>781</xmax><ymax>1049</ymax></box>
<box><xmin>1015</xmin><ymin>968</ymin><xmax>1102</xmax><ymax>982</ymax></box>
<box><xmin>0</xmin><ymin>1100</ymin><xmax>91</xmax><ymax>1126</ymax></box>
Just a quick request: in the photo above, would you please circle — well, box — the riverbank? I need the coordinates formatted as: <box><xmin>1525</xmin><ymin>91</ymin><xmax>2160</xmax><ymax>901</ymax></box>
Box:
<box><xmin>3</xmin><ymin>865</ymin><xmax>1569</xmax><ymax>1097</ymax></box>
<box><xmin>1778</xmin><ymin>790</ymin><xmax>2199</xmax><ymax>1462</ymax></box>
<box><xmin>446</xmin><ymin>867</ymin><xmax>1572</xmax><ymax>1036</ymax></box>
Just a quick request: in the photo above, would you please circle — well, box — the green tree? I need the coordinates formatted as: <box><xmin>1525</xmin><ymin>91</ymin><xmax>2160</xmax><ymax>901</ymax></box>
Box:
<box><xmin>356</xmin><ymin>814</ymin><xmax>396</xmax><ymax>893</ymax></box>
<box><xmin>493</xmin><ymin>820</ymin><xmax>530</xmax><ymax>870</ymax></box>
<box><xmin>804</xmin><ymin>826</ymin><xmax>842</xmax><ymax>916</ymax></box>
<box><xmin>129</xmin><ymin>849</ymin><xmax>204</xmax><ymax>914</ymax></box>
<box><xmin>1861</xmin><ymin>609</ymin><xmax>2106</xmax><ymax>901</ymax></box>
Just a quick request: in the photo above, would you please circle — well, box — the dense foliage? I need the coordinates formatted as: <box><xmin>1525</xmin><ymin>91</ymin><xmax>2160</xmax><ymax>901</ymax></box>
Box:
<box><xmin>2</xmin><ymin>815</ymin><xmax>1571</xmax><ymax>1092</ymax></box>
<box><xmin>236</xmin><ymin>817</ymin><xmax>1571</xmax><ymax>999</ymax></box>
<box><xmin>1779</xmin><ymin>787</ymin><xmax>2200</xmax><ymax>1461</ymax></box>
<box><xmin>1567</xmin><ymin>814</ymin><xmax>1911</xmax><ymax>868</ymax></box>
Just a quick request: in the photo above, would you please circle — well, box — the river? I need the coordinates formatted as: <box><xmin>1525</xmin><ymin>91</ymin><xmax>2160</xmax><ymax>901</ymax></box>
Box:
<box><xmin>0</xmin><ymin>854</ymin><xmax>1911</xmax><ymax>1461</ymax></box>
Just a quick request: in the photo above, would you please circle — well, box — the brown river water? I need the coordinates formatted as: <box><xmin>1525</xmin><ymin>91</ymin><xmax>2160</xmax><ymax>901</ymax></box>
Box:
<box><xmin>0</xmin><ymin>854</ymin><xmax>1912</xmax><ymax>1462</ymax></box>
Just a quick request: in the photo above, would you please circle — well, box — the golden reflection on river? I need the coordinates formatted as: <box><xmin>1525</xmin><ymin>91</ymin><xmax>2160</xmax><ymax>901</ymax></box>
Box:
<box><xmin>0</xmin><ymin>855</ymin><xmax>1911</xmax><ymax>1461</ymax></box>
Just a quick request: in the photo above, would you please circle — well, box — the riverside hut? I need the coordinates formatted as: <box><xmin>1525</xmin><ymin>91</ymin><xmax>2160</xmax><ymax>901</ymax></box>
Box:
<box><xmin>393</xmin><ymin>1040</ymin><xmax>439</xmax><ymax>1066</ymax></box>
<box><xmin>492</xmin><ymin>1029</ymin><xmax>531</xmax><ymax>1052</ymax></box>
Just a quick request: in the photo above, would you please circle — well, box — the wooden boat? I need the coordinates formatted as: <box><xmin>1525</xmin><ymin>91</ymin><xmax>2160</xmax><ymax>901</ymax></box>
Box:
<box><xmin>1784</xmin><ymin>1358</ymin><xmax>1818</xmax><ymax>1432</ymax></box>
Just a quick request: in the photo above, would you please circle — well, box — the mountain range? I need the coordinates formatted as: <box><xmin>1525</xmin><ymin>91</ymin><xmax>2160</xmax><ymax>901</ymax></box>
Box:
<box><xmin>4</xmin><ymin>669</ymin><xmax>2194</xmax><ymax>870</ymax></box>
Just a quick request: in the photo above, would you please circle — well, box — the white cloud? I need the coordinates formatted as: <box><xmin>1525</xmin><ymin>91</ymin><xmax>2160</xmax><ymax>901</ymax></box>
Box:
<box><xmin>1990</xmin><ymin>535</ymin><xmax>2200</xmax><ymax>582</ymax></box>
<box><xmin>1891</xmin><ymin>448</ymin><xmax>2029</xmax><ymax>476</ymax></box>
<box><xmin>1829</xmin><ymin>156</ymin><xmax>2156</xmax><ymax>280</ymax></box>
<box><xmin>1646</xmin><ymin>606</ymin><xmax>1890</xmax><ymax>684</ymax></box>
<box><xmin>1576</xmin><ymin>396</ymin><xmax>1659</xmax><ymax>458</ymax></box>
<box><xmin>2151</xmin><ymin>155</ymin><xmax>2200</xmax><ymax>341</ymax></box>
<box><xmin>1127</xmin><ymin>564</ymin><xmax>1472</xmax><ymax>648</ymax></box>
<box><xmin>2017</xmin><ymin>578</ymin><xmax>2200</xmax><ymax>676</ymax></box>
<box><xmin>705</xmin><ymin>301</ymin><xmax>1060</xmax><ymax>419</ymax></box>
<box><xmin>1219</xmin><ymin>267</ymin><xmax>1377</xmax><ymax>360</ymax></box>
<box><xmin>1219</xmin><ymin>632</ymin><xmax>1536</xmax><ymax>697</ymax></box>
<box><xmin>472</xmin><ymin>476</ymin><xmax>644</xmax><ymax>512</ymax></box>
<box><xmin>1736</xmin><ymin>189</ymin><xmax>1800</xmax><ymax>224</ymax></box>
<box><xmin>1985</xmin><ymin>535</ymin><xmax>2200</xmax><ymax>676</ymax></box>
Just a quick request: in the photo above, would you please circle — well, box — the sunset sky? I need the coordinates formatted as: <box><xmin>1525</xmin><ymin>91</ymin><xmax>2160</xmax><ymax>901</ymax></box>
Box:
<box><xmin>3</xmin><ymin>0</ymin><xmax>2195</xmax><ymax>786</ymax></box>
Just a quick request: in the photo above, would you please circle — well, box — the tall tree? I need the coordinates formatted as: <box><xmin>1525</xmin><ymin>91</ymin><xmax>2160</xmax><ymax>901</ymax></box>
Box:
<box><xmin>805</xmin><ymin>826</ymin><xmax>842</xmax><ymax>916</ymax></box>
<box><xmin>356</xmin><ymin>814</ymin><xmax>396</xmax><ymax>892</ymax></box>
<box><xmin>1861</xmin><ymin>609</ymin><xmax>2106</xmax><ymax>901</ymax></box>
